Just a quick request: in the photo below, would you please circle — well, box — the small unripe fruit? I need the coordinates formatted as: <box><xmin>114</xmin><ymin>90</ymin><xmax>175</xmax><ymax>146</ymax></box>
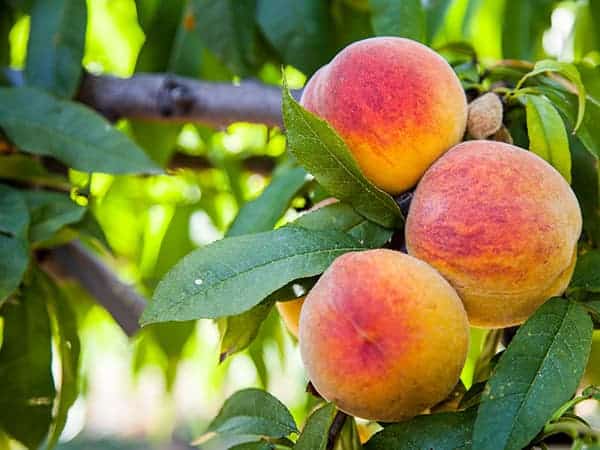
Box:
<box><xmin>467</xmin><ymin>92</ymin><xmax>503</xmax><ymax>139</ymax></box>
<box><xmin>406</xmin><ymin>141</ymin><xmax>582</xmax><ymax>328</ymax></box>
<box><xmin>301</xmin><ymin>37</ymin><xmax>467</xmax><ymax>194</ymax></box>
<box><xmin>299</xmin><ymin>249</ymin><xmax>469</xmax><ymax>421</ymax></box>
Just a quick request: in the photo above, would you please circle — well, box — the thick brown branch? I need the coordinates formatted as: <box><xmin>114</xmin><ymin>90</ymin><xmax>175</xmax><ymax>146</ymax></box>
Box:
<box><xmin>46</xmin><ymin>241</ymin><xmax>146</xmax><ymax>336</ymax></box>
<box><xmin>77</xmin><ymin>72</ymin><xmax>302</xmax><ymax>128</ymax></box>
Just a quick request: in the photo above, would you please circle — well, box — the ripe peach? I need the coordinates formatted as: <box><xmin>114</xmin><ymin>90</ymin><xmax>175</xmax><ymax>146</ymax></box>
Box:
<box><xmin>299</xmin><ymin>249</ymin><xmax>469</xmax><ymax>421</ymax></box>
<box><xmin>301</xmin><ymin>37</ymin><xmax>467</xmax><ymax>194</ymax></box>
<box><xmin>276</xmin><ymin>198</ymin><xmax>338</xmax><ymax>337</ymax></box>
<box><xmin>406</xmin><ymin>141</ymin><xmax>582</xmax><ymax>328</ymax></box>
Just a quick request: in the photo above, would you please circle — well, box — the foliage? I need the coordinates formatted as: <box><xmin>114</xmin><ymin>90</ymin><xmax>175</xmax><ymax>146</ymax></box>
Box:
<box><xmin>2</xmin><ymin>0</ymin><xmax>600</xmax><ymax>449</ymax></box>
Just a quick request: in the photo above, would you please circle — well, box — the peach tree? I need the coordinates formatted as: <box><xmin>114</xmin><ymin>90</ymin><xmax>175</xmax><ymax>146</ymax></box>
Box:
<box><xmin>1</xmin><ymin>0</ymin><xmax>600</xmax><ymax>450</ymax></box>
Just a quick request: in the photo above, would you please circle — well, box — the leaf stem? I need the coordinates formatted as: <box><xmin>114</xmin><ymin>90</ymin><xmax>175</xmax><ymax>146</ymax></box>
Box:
<box><xmin>327</xmin><ymin>411</ymin><xmax>348</xmax><ymax>450</ymax></box>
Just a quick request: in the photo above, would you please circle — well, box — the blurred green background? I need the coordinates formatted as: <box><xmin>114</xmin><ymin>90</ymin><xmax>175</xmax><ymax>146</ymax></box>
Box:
<box><xmin>4</xmin><ymin>0</ymin><xmax>600</xmax><ymax>448</ymax></box>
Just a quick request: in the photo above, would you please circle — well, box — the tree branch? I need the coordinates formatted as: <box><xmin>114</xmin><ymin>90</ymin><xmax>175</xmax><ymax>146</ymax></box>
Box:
<box><xmin>4</xmin><ymin>68</ymin><xmax>302</xmax><ymax>337</ymax></box>
<box><xmin>168</xmin><ymin>153</ymin><xmax>276</xmax><ymax>175</ymax></box>
<box><xmin>77</xmin><ymin>72</ymin><xmax>302</xmax><ymax>128</ymax></box>
<box><xmin>46</xmin><ymin>241</ymin><xmax>146</xmax><ymax>336</ymax></box>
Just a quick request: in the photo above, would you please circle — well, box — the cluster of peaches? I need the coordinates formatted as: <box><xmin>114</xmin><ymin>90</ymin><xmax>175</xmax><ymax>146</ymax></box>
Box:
<box><xmin>278</xmin><ymin>37</ymin><xmax>582</xmax><ymax>422</ymax></box>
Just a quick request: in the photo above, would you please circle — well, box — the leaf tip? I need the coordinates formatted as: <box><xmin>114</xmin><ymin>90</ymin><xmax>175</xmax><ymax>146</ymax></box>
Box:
<box><xmin>218</xmin><ymin>351</ymin><xmax>229</xmax><ymax>364</ymax></box>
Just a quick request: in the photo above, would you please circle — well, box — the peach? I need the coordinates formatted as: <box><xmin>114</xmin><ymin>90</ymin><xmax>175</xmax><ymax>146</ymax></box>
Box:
<box><xmin>276</xmin><ymin>297</ymin><xmax>304</xmax><ymax>338</ymax></box>
<box><xmin>406</xmin><ymin>141</ymin><xmax>582</xmax><ymax>328</ymax></box>
<box><xmin>299</xmin><ymin>249</ymin><xmax>469</xmax><ymax>421</ymax></box>
<box><xmin>301</xmin><ymin>37</ymin><xmax>467</xmax><ymax>194</ymax></box>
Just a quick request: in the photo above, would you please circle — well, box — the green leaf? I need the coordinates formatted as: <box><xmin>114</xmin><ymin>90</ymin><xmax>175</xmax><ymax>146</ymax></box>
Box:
<box><xmin>23</xmin><ymin>190</ymin><xmax>86</xmax><ymax>244</ymax></box>
<box><xmin>501</xmin><ymin>0</ymin><xmax>554</xmax><ymax>62</ymax></box>
<box><xmin>129</xmin><ymin>121</ymin><xmax>181</xmax><ymax>167</ymax></box>
<box><xmin>209</xmin><ymin>388</ymin><xmax>297</xmax><ymax>437</ymax></box>
<box><xmin>534</xmin><ymin>85</ymin><xmax>600</xmax><ymax>160</ymax></box>
<box><xmin>227</xmin><ymin>166</ymin><xmax>308</xmax><ymax>237</ymax></box>
<box><xmin>364</xmin><ymin>409</ymin><xmax>476</xmax><ymax>450</ymax></box>
<box><xmin>167</xmin><ymin>4</ymin><xmax>205</xmax><ymax>77</ymax></box>
<box><xmin>71</xmin><ymin>209</ymin><xmax>111</xmax><ymax>251</ymax></box>
<box><xmin>44</xmin><ymin>271</ymin><xmax>80</xmax><ymax>450</ymax></box>
<box><xmin>231</xmin><ymin>442</ymin><xmax>274</xmax><ymax>450</ymax></box>
<box><xmin>25</xmin><ymin>0</ymin><xmax>87</xmax><ymax>98</ymax></box>
<box><xmin>294</xmin><ymin>201</ymin><xmax>393</xmax><ymax>248</ymax></box>
<box><xmin>246</xmin><ymin>309</ymin><xmax>282</xmax><ymax>388</ymax></box>
<box><xmin>0</xmin><ymin>272</ymin><xmax>55</xmax><ymax>449</ymax></box>
<box><xmin>0</xmin><ymin>235</ymin><xmax>29</xmax><ymax>303</ymax></box>
<box><xmin>530</xmin><ymin>88</ymin><xmax>600</xmax><ymax>244</ymax></box>
<box><xmin>281</xmin><ymin>85</ymin><xmax>403</xmax><ymax>229</ymax></box>
<box><xmin>256</xmin><ymin>0</ymin><xmax>333</xmax><ymax>75</ymax></box>
<box><xmin>0</xmin><ymin>87</ymin><xmax>161</xmax><ymax>174</ymax></box>
<box><xmin>150</xmin><ymin>204</ymin><xmax>197</xmax><ymax>283</ymax></box>
<box><xmin>571</xmin><ymin>138</ymin><xmax>600</xmax><ymax>246</ymax></box>
<box><xmin>331</xmin><ymin>0</ymin><xmax>374</xmax><ymax>50</ymax></box>
<box><xmin>294</xmin><ymin>403</ymin><xmax>337</xmax><ymax>450</ymax></box>
<box><xmin>134</xmin><ymin>0</ymin><xmax>186</xmax><ymax>73</ymax></box>
<box><xmin>0</xmin><ymin>184</ymin><xmax>29</xmax><ymax>302</ymax></box>
<box><xmin>369</xmin><ymin>0</ymin><xmax>425</xmax><ymax>42</ymax></box>
<box><xmin>196</xmin><ymin>434</ymin><xmax>268</xmax><ymax>450</ymax></box>
<box><xmin>142</xmin><ymin>227</ymin><xmax>368</xmax><ymax>324</ymax></box>
<box><xmin>424</xmin><ymin>0</ymin><xmax>453</xmax><ymax>43</ymax></box>
<box><xmin>568</xmin><ymin>251</ymin><xmax>600</xmax><ymax>296</ymax></box>
<box><xmin>578</xmin><ymin>62</ymin><xmax>600</xmax><ymax>104</ymax></box>
<box><xmin>190</xmin><ymin>0</ymin><xmax>265</xmax><ymax>76</ymax></box>
<box><xmin>472</xmin><ymin>298</ymin><xmax>593</xmax><ymax>450</ymax></box>
<box><xmin>218</xmin><ymin>300</ymin><xmax>274</xmax><ymax>362</ymax></box>
<box><xmin>0</xmin><ymin>184</ymin><xmax>29</xmax><ymax>237</ymax></box>
<box><xmin>0</xmin><ymin>154</ymin><xmax>70</xmax><ymax>191</ymax></box>
<box><xmin>517</xmin><ymin>60</ymin><xmax>586</xmax><ymax>132</ymax></box>
<box><xmin>524</xmin><ymin>94</ymin><xmax>571</xmax><ymax>183</ymax></box>
<box><xmin>585</xmin><ymin>301</ymin><xmax>600</xmax><ymax>324</ymax></box>
<box><xmin>590</xmin><ymin>0</ymin><xmax>600</xmax><ymax>44</ymax></box>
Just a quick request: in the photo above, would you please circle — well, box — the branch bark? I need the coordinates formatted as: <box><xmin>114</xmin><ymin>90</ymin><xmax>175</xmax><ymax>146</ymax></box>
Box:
<box><xmin>46</xmin><ymin>241</ymin><xmax>146</xmax><ymax>336</ymax></box>
<box><xmin>77</xmin><ymin>72</ymin><xmax>302</xmax><ymax>128</ymax></box>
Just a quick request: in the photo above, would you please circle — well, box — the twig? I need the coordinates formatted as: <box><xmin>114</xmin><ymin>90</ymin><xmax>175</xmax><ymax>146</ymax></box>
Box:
<box><xmin>327</xmin><ymin>411</ymin><xmax>348</xmax><ymax>450</ymax></box>
<box><xmin>46</xmin><ymin>241</ymin><xmax>146</xmax><ymax>336</ymax></box>
<box><xmin>168</xmin><ymin>153</ymin><xmax>276</xmax><ymax>175</ymax></box>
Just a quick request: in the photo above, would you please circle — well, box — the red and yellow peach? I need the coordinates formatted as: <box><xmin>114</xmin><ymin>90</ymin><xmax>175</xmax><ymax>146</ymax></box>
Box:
<box><xmin>406</xmin><ymin>140</ymin><xmax>582</xmax><ymax>328</ymax></box>
<box><xmin>301</xmin><ymin>37</ymin><xmax>467</xmax><ymax>194</ymax></box>
<box><xmin>299</xmin><ymin>249</ymin><xmax>469</xmax><ymax>421</ymax></box>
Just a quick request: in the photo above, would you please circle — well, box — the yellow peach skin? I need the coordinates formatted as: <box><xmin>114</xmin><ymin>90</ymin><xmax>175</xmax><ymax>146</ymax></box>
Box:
<box><xmin>406</xmin><ymin>141</ymin><xmax>582</xmax><ymax>328</ymax></box>
<box><xmin>301</xmin><ymin>37</ymin><xmax>467</xmax><ymax>194</ymax></box>
<box><xmin>276</xmin><ymin>298</ymin><xmax>304</xmax><ymax>338</ymax></box>
<box><xmin>299</xmin><ymin>249</ymin><xmax>469</xmax><ymax>421</ymax></box>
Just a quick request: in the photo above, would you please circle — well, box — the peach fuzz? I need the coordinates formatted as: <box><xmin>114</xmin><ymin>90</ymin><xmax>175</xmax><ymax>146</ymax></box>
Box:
<box><xmin>301</xmin><ymin>37</ymin><xmax>467</xmax><ymax>194</ymax></box>
<box><xmin>299</xmin><ymin>249</ymin><xmax>469</xmax><ymax>422</ymax></box>
<box><xmin>406</xmin><ymin>141</ymin><xmax>582</xmax><ymax>328</ymax></box>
